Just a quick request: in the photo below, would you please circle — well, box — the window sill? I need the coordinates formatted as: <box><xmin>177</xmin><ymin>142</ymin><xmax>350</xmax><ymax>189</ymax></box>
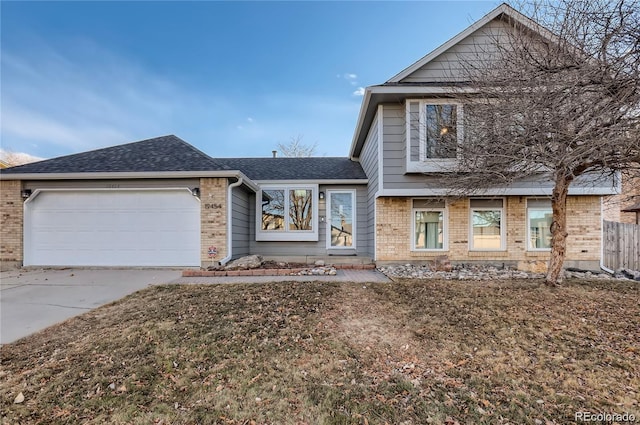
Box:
<box><xmin>468</xmin><ymin>251</ymin><xmax>509</xmax><ymax>257</ymax></box>
<box><xmin>525</xmin><ymin>251</ymin><xmax>551</xmax><ymax>257</ymax></box>
<box><xmin>256</xmin><ymin>232</ymin><xmax>318</xmax><ymax>242</ymax></box>
<box><xmin>410</xmin><ymin>251</ymin><xmax>450</xmax><ymax>257</ymax></box>
<box><xmin>406</xmin><ymin>160</ymin><xmax>456</xmax><ymax>173</ymax></box>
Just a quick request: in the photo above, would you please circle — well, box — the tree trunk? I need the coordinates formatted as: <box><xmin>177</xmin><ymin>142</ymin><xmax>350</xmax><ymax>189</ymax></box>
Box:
<box><xmin>546</xmin><ymin>178</ymin><xmax>571</xmax><ymax>285</ymax></box>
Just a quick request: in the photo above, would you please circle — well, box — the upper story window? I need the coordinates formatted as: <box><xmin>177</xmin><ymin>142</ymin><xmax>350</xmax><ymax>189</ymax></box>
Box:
<box><xmin>406</xmin><ymin>100</ymin><xmax>463</xmax><ymax>172</ymax></box>
<box><xmin>424</xmin><ymin>104</ymin><xmax>457</xmax><ymax>159</ymax></box>
<box><xmin>257</xmin><ymin>184</ymin><xmax>319</xmax><ymax>241</ymax></box>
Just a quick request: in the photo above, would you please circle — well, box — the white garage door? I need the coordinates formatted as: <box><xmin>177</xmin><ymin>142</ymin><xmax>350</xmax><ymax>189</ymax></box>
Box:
<box><xmin>24</xmin><ymin>189</ymin><xmax>201</xmax><ymax>267</ymax></box>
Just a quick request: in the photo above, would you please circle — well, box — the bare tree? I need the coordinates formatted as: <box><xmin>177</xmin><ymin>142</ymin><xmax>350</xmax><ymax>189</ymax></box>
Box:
<box><xmin>276</xmin><ymin>135</ymin><xmax>318</xmax><ymax>157</ymax></box>
<box><xmin>0</xmin><ymin>149</ymin><xmax>42</xmax><ymax>166</ymax></box>
<box><xmin>438</xmin><ymin>0</ymin><xmax>639</xmax><ymax>285</ymax></box>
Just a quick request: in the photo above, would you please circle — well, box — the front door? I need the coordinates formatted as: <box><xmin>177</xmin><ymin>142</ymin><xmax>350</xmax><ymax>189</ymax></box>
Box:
<box><xmin>326</xmin><ymin>190</ymin><xmax>356</xmax><ymax>249</ymax></box>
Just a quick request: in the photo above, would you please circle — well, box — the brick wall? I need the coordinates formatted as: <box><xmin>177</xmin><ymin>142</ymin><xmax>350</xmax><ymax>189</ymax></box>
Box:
<box><xmin>0</xmin><ymin>180</ymin><xmax>23</xmax><ymax>267</ymax></box>
<box><xmin>200</xmin><ymin>178</ymin><xmax>228</xmax><ymax>265</ymax></box>
<box><xmin>376</xmin><ymin>195</ymin><xmax>602</xmax><ymax>268</ymax></box>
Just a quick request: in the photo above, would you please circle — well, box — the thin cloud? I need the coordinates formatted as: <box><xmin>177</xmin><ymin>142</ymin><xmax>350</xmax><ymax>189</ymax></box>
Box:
<box><xmin>1</xmin><ymin>40</ymin><xmax>229</xmax><ymax>156</ymax></box>
<box><xmin>1</xmin><ymin>38</ymin><xmax>364</xmax><ymax>159</ymax></box>
<box><xmin>353</xmin><ymin>87</ymin><xmax>365</xmax><ymax>96</ymax></box>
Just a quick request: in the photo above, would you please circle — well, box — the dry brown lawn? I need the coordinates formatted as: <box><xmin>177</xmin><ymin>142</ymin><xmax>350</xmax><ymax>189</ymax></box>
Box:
<box><xmin>1</xmin><ymin>278</ymin><xmax>638</xmax><ymax>424</ymax></box>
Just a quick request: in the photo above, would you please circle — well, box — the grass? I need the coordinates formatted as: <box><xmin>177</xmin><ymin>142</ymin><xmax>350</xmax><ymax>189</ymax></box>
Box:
<box><xmin>1</xmin><ymin>278</ymin><xmax>638</xmax><ymax>424</ymax></box>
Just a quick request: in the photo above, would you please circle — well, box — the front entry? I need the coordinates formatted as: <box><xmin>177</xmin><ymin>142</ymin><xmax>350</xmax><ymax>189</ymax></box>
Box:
<box><xmin>326</xmin><ymin>190</ymin><xmax>356</xmax><ymax>249</ymax></box>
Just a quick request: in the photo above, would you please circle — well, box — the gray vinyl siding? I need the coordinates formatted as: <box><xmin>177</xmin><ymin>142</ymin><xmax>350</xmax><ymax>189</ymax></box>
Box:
<box><xmin>382</xmin><ymin>103</ymin><xmax>407</xmax><ymax>187</ymax></box>
<box><xmin>249</xmin><ymin>185</ymin><xmax>369</xmax><ymax>257</ymax></box>
<box><xmin>380</xmin><ymin>101</ymin><xmax>617</xmax><ymax>192</ymax></box>
<box><xmin>359</xmin><ymin>111</ymin><xmax>379</xmax><ymax>258</ymax></box>
<box><xmin>400</xmin><ymin>19</ymin><xmax>509</xmax><ymax>83</ymax></box>
<box><xmin>231</xmin><ymin>186</ymin><xmax>251</xmax><ymax>259</ymax></box>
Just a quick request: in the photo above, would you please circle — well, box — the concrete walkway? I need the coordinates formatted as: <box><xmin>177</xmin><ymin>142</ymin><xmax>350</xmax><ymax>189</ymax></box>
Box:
<box><xmin>169</xmin><ymin>268</ymin><xmax>391</xmax><ymax>284</ymax></box>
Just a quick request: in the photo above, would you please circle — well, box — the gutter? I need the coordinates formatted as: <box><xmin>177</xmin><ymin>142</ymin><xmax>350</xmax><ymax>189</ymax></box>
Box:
<box><xmin>0</xmin><ymin>170</ymin><xmax>259</xmax><ymax>190</ymax></box>
<box><xmin>600</xmin><ymin>198</ymin><xmax>615</xmax><ymax>274</ymax></box>
<box><xmin>219</xmin><ymin>177</ymin><xmax>245</xmax><ymax>266</ymax></box>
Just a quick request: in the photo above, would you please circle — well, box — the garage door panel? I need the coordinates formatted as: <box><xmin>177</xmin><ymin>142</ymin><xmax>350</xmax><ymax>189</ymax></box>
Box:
<box><xmin>25</xmin><ymin>190</ymin><xmax>201</xmax><ymax>267</ymax></box>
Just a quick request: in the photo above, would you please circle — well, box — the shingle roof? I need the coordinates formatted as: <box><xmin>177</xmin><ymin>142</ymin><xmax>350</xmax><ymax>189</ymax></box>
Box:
<box><xmin>0</xmin><ymin>135</ymin><xmax>228</xmax><ymax>174</ymax></box>
<box><xmin>0</xmin><ymin>135</ymin><xmax>366</xmax><ymax>182</ymax></box>
<box><xmin>216</xmin><ymin>157</ymin><xmax>367</xmax><ymax>181</ymax></box>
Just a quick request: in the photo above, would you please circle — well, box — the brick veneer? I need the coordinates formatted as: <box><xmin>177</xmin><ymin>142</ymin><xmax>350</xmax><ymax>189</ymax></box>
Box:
<box><xmin>0</xmin><ymin>180</ymin><xmax>23</xmax><ymax>268</ymax></box>
<box><xmin>200</xmin><ymin>178</ymin><xmax>228</xmax><ymax>265</ymax></box>
<box><xmin>376</xmin><ymin>195</ymin><xmax>602</xmax><ymax>268</ymax></box>
<box><xmin>603</xmin><ymin>170</ymin><xmax>640</xmax><ymax>224</ymax></box>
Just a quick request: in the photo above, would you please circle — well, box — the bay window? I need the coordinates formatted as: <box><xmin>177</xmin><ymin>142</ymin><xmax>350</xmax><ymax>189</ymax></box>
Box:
<box><xmin>257</xmin><ymin>185</ymin><xmax>318</xmax><ymax>241</ymax></box>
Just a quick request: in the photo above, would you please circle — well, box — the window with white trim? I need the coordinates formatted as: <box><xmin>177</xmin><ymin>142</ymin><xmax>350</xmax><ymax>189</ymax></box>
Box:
<box><xmin>470</xmin><ymin>198</ymin><xmax>505</xmax><ymax>250</ymax></box>
<box><xmin>327</xmin><ymin>190</ymin><xmax>356</xmax><ymax>249</ymax></box>
<box><xmin>257</xmin><ymin>185</ymin><xmax>318</xmax><ymax>241</ymax></box>
<box><xmin>407</xmin><ymin>100</ymin><xmax>463</xmax><ymax>172</ymax></box>
<box><xmin>527</xmin><ymin>198</ymin><xmax>552</xmax><ymax>250</ymax></box>
<box><xmin>412</xmin><ymin>199</ymin><xmax>447</xmax><ymax>251</ymax></box>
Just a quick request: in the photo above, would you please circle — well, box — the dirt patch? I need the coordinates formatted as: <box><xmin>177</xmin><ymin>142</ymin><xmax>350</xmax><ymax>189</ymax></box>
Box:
<box><xmin>1</xmin><ymin>278</ymin><xmax>638</xmax><ymax>424</ymax></box>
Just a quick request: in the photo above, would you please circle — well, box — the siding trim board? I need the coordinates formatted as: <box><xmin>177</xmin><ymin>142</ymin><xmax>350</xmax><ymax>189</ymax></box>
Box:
<box><xmin>378</xmin><ymin>187</ymin><xmax>617</xmax><ymax>196</ymax></box>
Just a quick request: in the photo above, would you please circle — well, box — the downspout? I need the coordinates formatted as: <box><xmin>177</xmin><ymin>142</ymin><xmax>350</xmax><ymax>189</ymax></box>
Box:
<box><xmin>219</xmin><ymin>177</ymin><xmax>244</xmax><ymax>266</ymax></box>
<box><xmin>600</xmin><ymin>198</ymin><xmax>614</xmax><ymax>274</ymax></box>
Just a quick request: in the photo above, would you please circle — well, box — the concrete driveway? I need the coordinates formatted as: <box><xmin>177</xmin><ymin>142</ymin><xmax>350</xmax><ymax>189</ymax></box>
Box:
<box><xmin>0</xmin><ymin>268</ymin><xmax>182</xmax><ymax>344</ymax></box>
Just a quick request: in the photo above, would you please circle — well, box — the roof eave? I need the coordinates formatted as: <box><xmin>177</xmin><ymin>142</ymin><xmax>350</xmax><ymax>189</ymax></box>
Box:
<box><xmin>254</xmin><ymin>179</ymin><xmax>368</xmax><ymax>185</ymax></box>
<box><xmin>349</xmin><ymin>88</ymin><xmax>373</xmax><ymax>159</ymax></box>
<box><xmin>0</xmin><ymin>170</ymin><xmax>260</xmax><ymax>192</ymax></box>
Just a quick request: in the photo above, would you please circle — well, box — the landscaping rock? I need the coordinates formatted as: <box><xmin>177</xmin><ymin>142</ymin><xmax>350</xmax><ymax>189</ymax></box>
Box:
<box><xmin>619</xmin><ymin>268</ymin><xmax>640</xmax><ymax>281</ymax></box>
<box><xmin>224</xmin><ymin>255</ymin><xmax>263</xmax><ymax>271</ymax></box>
<box><xmin>288</xmin><ymin>266</ymin><xmax>337</xmax><ymax>276</ymax></box>
<box><xmin>378</xmin><ymin>263</ymin><xmax>631</xmax><ymax>281</ymax></box>
<box><xmin>431</xmin><ymin>255</ymin><xmax>452</xmax><ymax>272</ymax></box>
<box><xmin>314</xmin><ymin>260</ymin><xmax>325</xmax><ymax>266</ymax></box>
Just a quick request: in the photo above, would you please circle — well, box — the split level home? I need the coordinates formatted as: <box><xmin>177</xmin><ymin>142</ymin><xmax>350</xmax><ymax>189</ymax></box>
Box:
<box><xmin>0</xmin><ymin>4</ymin><xmax>617</xmax><ymax>271</ymax></box>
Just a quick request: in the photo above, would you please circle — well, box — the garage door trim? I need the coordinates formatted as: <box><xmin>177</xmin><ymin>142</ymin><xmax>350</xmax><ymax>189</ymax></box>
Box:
<box><xmin>23</xmin><ymin>188</ymin><xmax>201</xmax><ymax>267</ymax></box>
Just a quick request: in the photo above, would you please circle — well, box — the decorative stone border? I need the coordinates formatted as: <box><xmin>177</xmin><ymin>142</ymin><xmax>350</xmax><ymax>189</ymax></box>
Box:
<box><xmin>182</xmin><ymin>263</ymin><xmax>376</xmax><ymax>277</ymax></box>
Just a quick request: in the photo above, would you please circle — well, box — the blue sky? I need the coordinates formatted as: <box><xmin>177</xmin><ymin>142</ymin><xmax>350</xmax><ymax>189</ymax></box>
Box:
<box><xmin>1</xmin><ymin>1</ymin><xmax>499</xmax><ymax>160</ymax></box>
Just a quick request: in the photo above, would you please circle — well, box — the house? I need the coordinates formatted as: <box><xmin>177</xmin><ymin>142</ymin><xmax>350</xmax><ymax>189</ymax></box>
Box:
<box><xmin>0</xmin><ymin>136</ymin><xmax>368</xmax><ymax>268</ymax></box>
<box><xmin>0</xmin><ymin>4</ymin><xmax>617</xmax><ymax>271</ymax></box>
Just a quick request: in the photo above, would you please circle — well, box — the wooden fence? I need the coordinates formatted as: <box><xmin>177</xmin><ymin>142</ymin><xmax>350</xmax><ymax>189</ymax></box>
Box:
<box><xmin>603</xmin><ymin>220</ymin><xmax>640</xmax><ymax>271</ymax></box>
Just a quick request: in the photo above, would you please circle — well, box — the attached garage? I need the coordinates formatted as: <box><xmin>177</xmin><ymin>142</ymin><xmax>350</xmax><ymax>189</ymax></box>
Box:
<box><xmin>24</xmin><ymin>189</ymin><xmax>201</xmax><ymax>267</ymax></box>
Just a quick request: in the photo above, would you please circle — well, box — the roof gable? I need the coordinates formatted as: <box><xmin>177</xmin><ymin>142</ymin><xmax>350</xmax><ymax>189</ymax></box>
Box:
<box><xmin>0</xmin><ymin>135</ymin><xmax>228</xmax><ymax>174</ymax></box>
<box><xmin>350</xmin><ymin>3</ymin><xmax>559</xmax><ymax>158</ymax></box>
<box><xmin>387</xmin><ymin>3</ymin><xmax>556</xmax><ymax>84</ymax></box>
